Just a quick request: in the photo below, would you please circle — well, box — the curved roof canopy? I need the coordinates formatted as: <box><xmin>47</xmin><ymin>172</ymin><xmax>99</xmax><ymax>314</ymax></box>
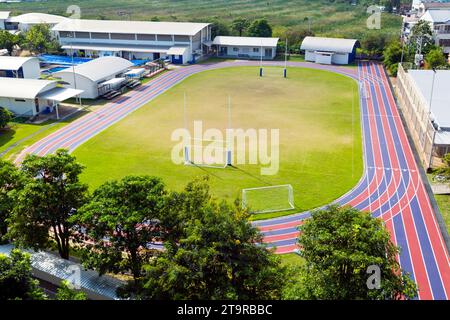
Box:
<box><xmin>0</xmin><ymin>78</ymin><xmax>57</xmax><ymax>99</ymax></box>
<box><xmin>8</xmin><ymin>13</ymin><xmax>68</xmax><ymax>25</ymax></box>
<box><xmin>0</xmin><ymin>56</ymin><xmax>39</xmax><ymax>71</ymax></box>
<box><xmin>53</xmin><ymin>56</ymin><xmax>134</xmax><ymax>82</ymax></box>
<box><xmin>301</xmin><ymin>36</ymin><xmax>360</xmax><ymax>54</ymax></box>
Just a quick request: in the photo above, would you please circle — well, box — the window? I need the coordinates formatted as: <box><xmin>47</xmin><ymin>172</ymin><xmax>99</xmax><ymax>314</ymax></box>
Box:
<box><xmin>233</xmin><ymin>47</ymin><xmax>239</xmax><ymax>52</ymax></box>
<box><xmin>110</xmin><ymin>33</ymin><xmax>136</xmax><ymax>40</ymax></box>
<box><xmin>137</xmin><ymin>34</ymin><xmax>156</xmax><ymax>41</ymax></box>
<box><xmin>91</xmin><ymin>32</ymin><xmax>109</xmax><ymax>39</ymax></box>
<box><xmin>75</xmin><ymin>32</ymin><xmax>90</xmax><ymax>39</ymax></box>
<box><xmin>253</xmin><ymin>48</ymin><xmax>259</xmax><ymax>53</ymax></box>
<box><xmin>14</xmin><ymin>99</ymin><xmax>26</xmax><ymax>102</ymax></box>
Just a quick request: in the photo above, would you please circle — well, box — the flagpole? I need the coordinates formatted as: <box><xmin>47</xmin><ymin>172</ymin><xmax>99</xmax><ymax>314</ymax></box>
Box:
<box><xmin>284</xmin><ymin>38</ymin><xmax>288</xmax><ymax>78</ymax></box>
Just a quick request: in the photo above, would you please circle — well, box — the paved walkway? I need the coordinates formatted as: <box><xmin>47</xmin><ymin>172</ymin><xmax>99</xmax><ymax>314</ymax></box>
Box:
<box><xmin>15</xmin><ymin>60</ymin><xmax>450</xmax><ymax>300</ymax></box>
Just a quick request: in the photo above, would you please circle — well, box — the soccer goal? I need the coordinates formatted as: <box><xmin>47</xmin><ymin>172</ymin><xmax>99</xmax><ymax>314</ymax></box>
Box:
<box><xmin>242</xmin><ymin>184</ymin><xmax>295</xmax><ymax>214</ymax></box>
<box><xmin>184</xmin><ymin>138</ymin><xmax>232</xmax><ymax>169</ymax></box>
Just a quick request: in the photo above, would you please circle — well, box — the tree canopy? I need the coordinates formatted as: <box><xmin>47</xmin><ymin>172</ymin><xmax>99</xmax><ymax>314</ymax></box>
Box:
<box><xmin>0</xmin><ymin>250</ymin><xmax>46</xmax><ymax>300</ymax></box>
<box><xmin>0</xmin><ymin>107</ymin><xmax>13</xmax><ymax>129</ymax></box>
<box><xmin>127</xmin><ymin>178</ymin><xmax>286</xmax><ymax>300</ymax></box>
<box><xmin>7</xmin><ymin>149</ymin><xmax>88</xmax><ymax>259</ymax></box>
<box><xmin>285</xmin><ymin>205</ymin><xmax>417</xmax><ymax>300</ymax></box>
<box><xmin>426</xmin><ymin>47</ymin><xmax>448</xmax><ymax>69</ymax></box>
<box><xmin>247</xmin><ymin>19</ymin><xmax>273</xmax><ymax>37</ymax></box>
<box><xmin>383</xmin><ymin>40</ymin><xmax>403</xmax><ymax>76</ymax></box>
<box><xmin>71</xmin><ymin>175</ymin><xmax>167</xmax><ymax>284</ymax></box>
<box><xmin>23</xmin><ymin>24</ymin><xmax>60</xmax><ymax>54</ymax></box>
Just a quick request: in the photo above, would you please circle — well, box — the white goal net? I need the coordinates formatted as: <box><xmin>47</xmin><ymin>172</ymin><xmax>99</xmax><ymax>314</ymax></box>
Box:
<box><xmin>242</xmin><ymin>184</ymin><xmax>295</xmax><ymax>214</ymax></box>
<box><xmin>184</xmin><ymin>138</ymin><xmax>232</xmax><ymax>169</ymax></box>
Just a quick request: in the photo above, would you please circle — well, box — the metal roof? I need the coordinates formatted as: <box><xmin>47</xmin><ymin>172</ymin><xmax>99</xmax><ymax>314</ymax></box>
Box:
<box><xmin>421</xmin><ymin>9</ymin><xmax>450</xmax><ymax>23</ymax></box>
<box><xmin>0</xmin><ymin>56</ymin><xmax>39</xmax><ymax>71</ymax></box>
<box><xmin>53</xmin><ymin>19</ymin><xmax>210</xmax><ymax>36</ymax></box>
<box><xmin>408</xmin><ymin>69</ymin><xmax>450</xmax><ymax>129</ymax></box>
<box><xmin>0</xmin><ymin>11</ymin><xmax>10</xmax><ymax>20</ymax></box>
<box><xmin>0</xmin><ymin>244</ymin><xmax>124</xmax><ymax>300</ymax></box>
<box><xmin>53</xmin><ymin>56</ymin><xmax>134</xmax><ymax>83</ymax></box>
<box><xmin>301</xmin><ymin>36</ymin><xmax>359</xmax><ymax>54</ymax></box>
<box><xmin>0</xmin><ymin>78</ymin><xmax>57</xmax><ymax>99</ymax></box>
<box><xmin>213</xmin><ymin>36</ymin><xmax>279</xmax><ymax>47</ymax></box>
<box><xmin>8</xmin><ymin>13</ymin><xmax>68</xmax><ymax>25</ymax></box>
<box><xmin>166</xmin><ymin>46</ymin><xmax>189</xmax><ymax>55</ymax></box>
<box><xmin>38</xmin><ymin>87</ymin><xmax>84</xmax><ymax>101</ymax></box>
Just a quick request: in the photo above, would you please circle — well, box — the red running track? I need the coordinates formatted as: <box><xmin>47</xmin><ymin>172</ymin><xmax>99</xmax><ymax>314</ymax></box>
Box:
<box><xmin>15</xmin><ymin>61</ymin><xmax>450</xmax><ymax>300</ymax></box>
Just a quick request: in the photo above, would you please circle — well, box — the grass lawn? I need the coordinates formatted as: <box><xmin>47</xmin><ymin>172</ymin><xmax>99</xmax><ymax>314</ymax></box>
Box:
<box><xmin>279</xmin><ymin>253</ymin><xmax>305</xmax><ymax>268</ymax></box>
<box><xmin>73</xmin><ymin>66</ymin><xmax>362</xmax><ymax>220</ymax></box>
<box><xmin>434</xmin><ymin>194</ymin><xmax>450</xmax><ymax>234</ymax></box>
<box><xmin>0</xmin><ymin>101</ymin><xmax>106</xmax><ymax>161</ymax></box>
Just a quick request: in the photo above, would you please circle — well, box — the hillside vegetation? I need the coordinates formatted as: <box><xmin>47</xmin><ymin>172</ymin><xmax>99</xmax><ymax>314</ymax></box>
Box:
<box><xmin>1</xmin><ymin>0</ymin><xmax>402</xmax><ymax>43</ymax></box>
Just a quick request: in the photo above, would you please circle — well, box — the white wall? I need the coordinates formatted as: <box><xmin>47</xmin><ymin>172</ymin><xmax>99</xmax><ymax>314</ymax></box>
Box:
<box><xmin>305</xmin><ymin>50</ymin><xmax>315</xmax><ymax>62</ymax></box>
<box><xmin>305</xmin><ymin>50</ymin><xmax>350</xmax><ymax>65</ymax></box>
<box><xmin>332</xmin><ymin>53</ymin><xmax>349</xmax><ymax>65</ymax></box>
<box><xmin>22</xmin><ymin>58</ymin><xmax>41</xmax><ymax>79</ymax></box>
<box><xmin>0</xmin><ymin>97</ymin><xmax>35</xmax><ymax>116</ymax></box>
<box><xmin>55</xmin><ymin>73</ymin><xmax>98</xmax><ymax>99</ymax></box>
<box><xmin>219</xmin><ymin>45</ymin><xmax>276</xmax><ymax>59</ymax></box>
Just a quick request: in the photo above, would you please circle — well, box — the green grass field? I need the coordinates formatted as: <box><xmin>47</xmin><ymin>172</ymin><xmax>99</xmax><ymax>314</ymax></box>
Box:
<box><xmin>435</xmin><ymin>194</ymin><xmax>450</xmax><ymax>234</ymax></box>
<box><xmin>72</xmin><ymin>66</ymin><xmax>362</xmax><ymax>219</ymax></box>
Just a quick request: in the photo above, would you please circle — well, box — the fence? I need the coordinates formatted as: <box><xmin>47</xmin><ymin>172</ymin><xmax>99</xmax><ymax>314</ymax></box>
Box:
<box><xmin>396</xmin><ymin>63</ymin><xmax>437</xmax><ymax>169</ymax></box>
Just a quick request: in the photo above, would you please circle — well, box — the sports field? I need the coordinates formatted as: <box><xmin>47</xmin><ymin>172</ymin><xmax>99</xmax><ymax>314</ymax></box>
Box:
<box><xmin>73</xmin><ymin>66</ymin><xmax>362</xmax><ymax>219</ymax></box>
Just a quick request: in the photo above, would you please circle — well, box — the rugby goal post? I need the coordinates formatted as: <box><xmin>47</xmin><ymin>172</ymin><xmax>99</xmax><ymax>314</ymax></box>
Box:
<box><xmin>242</xmin><ymin>184</ymin><xmax>295</xmax><ymax>214</ymax></box>
<box><xmin>184</xmin><ymin>138</ymin><xmax>232</xmax><ymax>169</ymax></box>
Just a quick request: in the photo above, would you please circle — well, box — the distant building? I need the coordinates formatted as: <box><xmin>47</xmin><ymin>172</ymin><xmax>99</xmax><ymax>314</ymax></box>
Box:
<box><xmin>212</xmin><ymin>36</ymin><xmax>279</xmax><ymax>60</ymax></box>
<box><xmin>420</xmin><ymin>9</ymin><xmax>450</xmax><ymax>54</ymax></box>
<box><xmin>53</xmin><ymin>56</ymin><xmax>134</xmax><ymax>99</ymax></box>
<box><xmin>0</xmin><ymin>11</ymin><xmax>10</xmax><ymax>30</ymax></box>
<box><xmin>3</xmin><ymin>12</ymin><xmax>68</xmax><ymax>34</ymax></box>
<box><xmin>52</xmin><ymin>19</ymin><xmax>212</xmax><ymax>64</ymax></box>
<box><xmin>300</xmin><ymin>36</ymin><xmax>360</xmax><ymax>65</ymax></box>
<box><xmin>0</xmin><ymin>56</ymin><xmax>41</xmax><ymax>79</ymax></box>
<box><xmin>396</xmin><ymin>65</ymin><xmax>450</xmax><ymax>168</ymax></box>
<box><xmin>0</xmin><ymin>244</ymin><xmax>124</xmax><ymax>300</ymax></box>
<box><xmin>0</xmin><ymin>78</ymin><xmax>83</xmax><ymax>117</ymax></box>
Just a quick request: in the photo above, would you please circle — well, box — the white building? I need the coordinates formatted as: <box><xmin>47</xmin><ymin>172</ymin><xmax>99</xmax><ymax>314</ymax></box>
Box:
<box><xmin>396</xmin><ymin>66</ymin><xmax>450</xmax><ymax>167</ymax></box>
<box><xmin>52</xmin><ymin>19</ymin><xmax>212</xmax><ymax>64</ymax></box>
<box><xmin>212</xmin><ymin>36</ymin><xmax>279</xmax><ymax>60</ymax></box>
<box><xmin>0</xmin><ymin>11</ymin><xmax>10</xmax><ymax>30</ymax></box>
<box><xmin>53</xmin><ymin>56</ymin><xmax>134</xmax><ymax>99</ymax></box>
<box><xmin>421</xmin><ymin>9</ymin><xmax>450</xmax><ymax>54</ymax></box>
<box><xmin>0</xmin><ymin>78</ymin><xmax>82</xmax><ymax>117</ymax></box>
<box><xmin>301</xmin><ymin>37</ymin><xmax>359</xmax><ymax>65</ymax></box>
<box><xmin>4</xmin><ymin>13</ymin><xmax>68</xmax><ymax>34</ymax></box>
<box><xmin>0</xmin><ymin>56</ymin><xmax>41</xmax><ymax>79</ymax></box>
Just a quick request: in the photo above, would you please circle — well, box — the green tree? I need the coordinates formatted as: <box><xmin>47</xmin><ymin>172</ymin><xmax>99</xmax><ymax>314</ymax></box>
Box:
<box><xmin>0</xmin><ymin>249</ymin><xmax>47</xmax><ymax>300</ymax></box>
<box><xmin>55</xmin><ymin>280</ymin><xmax>87</xmax><ymax>300</ymax></box>
<box><xmin>71</xmin><ymin>176</ymin><xmax>167</xmax><ymax>288</ymax></box>
<box><xmin>7</xmin><ymin>149</ymin><xmax>88</xmax><ymax>259</ymax></box>
<box><xmin>0</xmin><ymin>107</ymin><xmax>12</xmax><ymax>129</ymax></box>
<box><xmin>209</xmin><ymin>19</ymin><xmax>231</xmax><ymax>39</ymax></box>
<box><xmin>409</xmin><ymin>20</ymin><xmax>434</xmax><ymax>55</ymax></box>
<box><xmin>247</xmin><ymin>19</ymin><xmax>273</xmax><ymax>37</ymax></box>
<box><xmin>434</xmin><ymin>153</ymin><xmax>450</xmax><ymax>183</ymax></box>
<box><xmin>362</xmin><ymin>33</ymin><xmax>389</xmax><ymax>57</ymax></box>
<box><xmin>134</xmin><ymin>178</ymin><xmax>286</xmax><ymax>300</ymax></box>
<box><xmin>288</xmin><ymin>205</ymin><xmax>417</xmax><ymax>300</ymax></box>
<box><xmin>231</xmin><ymin>18</ymin><xmax>250</xmax><ymax>36</ymax></box>
<box><xmin>23</xmin><ymin>24</ymin><xmax>60</xmax><ymax>54</ymax></box>
<box><xmin>426</xmin><ymin>47</ymin><xmax>448</xmax><ymax>69</ymax></box>
<box><xmin>0</xmin><ymin>30</ymin><xmax>19</xmax><ymax>54</ymax></box>
<box><xmin>383</xmin><ymin>40</ymin><xmax>403</xmax><ymax>76</ymax></box>
<box><xmin>0</xmin><ymin>159</ymin><xmax>25</xmax><ymax>242</ymax></box>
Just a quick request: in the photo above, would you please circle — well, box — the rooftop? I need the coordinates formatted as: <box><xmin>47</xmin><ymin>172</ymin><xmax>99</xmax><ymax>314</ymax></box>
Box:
<box><xmin>301</xmin><ymin>36</ymin><xmax>360</xmax><ymax>54</ymax></box>
<box><xmin>408</xmin><ymin>69</ymin><xmax>450</xmax><ymax>129</ymax></box>
<box><xmin>0</xmin><ymin>244</ymin><xmax>124</xmax><ymax>300</ymax></box>
<box><xmin>212</xmin><ymin>36</ymin><xmax>280</xmax><ymax>47</ymax></box>
<box><xmin>8</xmin><ymin>12</ymin><xmax>68</xmax><ymax>25</ymax></box>
<box><xmin>0</xmin><ymin>56</ymin><xmax>39</xmax><ymax>71</ymax></box>
<box><xmin>421</xmin><ymin>9</ymin><xmax>450</xmax><ymax>23</ymax></box>
<box><xmin>53</xmin><ymin>19</ymin><xmax>210</xmax><ymax>36</ymax></box>
<box><xmin>0</xmin><ymin>78</ymin><xmax>56</xmax><ymax>99</ymax></box>
<box><xmin>0</xmin><ymin>11</ymin><xmax>10</xmax><ymax>20</ymax></box>
<box><xmin>53</xmin><ymin>56</ymin><xmax>134</xmax><ymax>82</ymax></box>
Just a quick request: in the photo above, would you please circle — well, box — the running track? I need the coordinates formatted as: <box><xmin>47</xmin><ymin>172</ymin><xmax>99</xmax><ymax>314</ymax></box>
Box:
<box><xmin>15</xmin><ymin>61</ymin><xmax>450</xmax><ymax>300</ymax></box>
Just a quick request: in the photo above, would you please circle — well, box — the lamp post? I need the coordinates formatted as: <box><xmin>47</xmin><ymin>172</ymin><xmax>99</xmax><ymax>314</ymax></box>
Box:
<box><xmin>284</xmin><ymin>38</ymin><xmax>288</xmax><ymax>78</ymax></box>
<box><xmin>427</xmin><ymin>68</ymin><xmax>437</xmax><ymax>169</ymax></box>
